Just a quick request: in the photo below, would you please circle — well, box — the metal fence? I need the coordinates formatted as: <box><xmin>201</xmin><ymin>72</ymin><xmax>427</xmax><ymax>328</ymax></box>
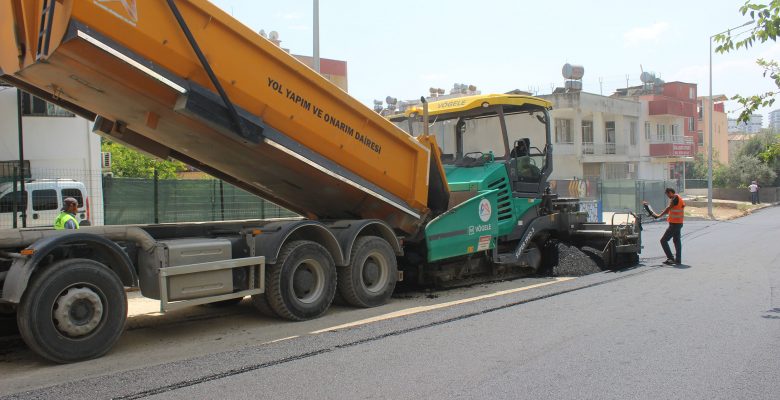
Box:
<box><xmin>0</xmin><ymin>168</ymin><xmax>297</xmax><ymax>229</ymax></box>
<box><xmin>1</xmin><ymin>166</ymin><xmax>682</xmax><ymax>229</ymax></box>
<box><xmin>600</xmin><ymin>179</ymin><xmax>680</xmax><ymax>222</ymax></box>
<box><xmin>552</xmin><ymin>178</ymin><xmax>679</xmax><ymax>222</ymax></box>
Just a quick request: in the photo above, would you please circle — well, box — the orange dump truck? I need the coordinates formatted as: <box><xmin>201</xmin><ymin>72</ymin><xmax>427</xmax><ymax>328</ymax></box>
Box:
<box><xmin>0</xmin><ymin>0</ymin><xmax>447</xmax><ymax>234</ymax></box>
<box><xmin>0</xmin><ymin>0</ymin><xmax>453</xmax><ymax>363</ymax></box>
<box><xmin>0</xmin><ymin>1</ymin><xmax>642</xmax><ymax>364</ymax></box>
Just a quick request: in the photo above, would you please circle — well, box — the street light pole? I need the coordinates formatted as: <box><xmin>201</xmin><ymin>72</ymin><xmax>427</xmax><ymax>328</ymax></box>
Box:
<box><xmin>708</xmin><ymin>34</ymin><xmax>714</xmax><ymax>219</ymax></box>
<box><xmin>313</xmin><ymin>0</ymin><xmax>320</xmax><ymax>73</ymax></box>
<box><xmin>708</xmin><ymin>20</ymin><xmax>754</xmax><ymax>219</ymax></box>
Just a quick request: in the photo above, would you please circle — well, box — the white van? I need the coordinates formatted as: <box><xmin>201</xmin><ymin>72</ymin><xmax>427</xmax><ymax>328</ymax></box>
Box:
<box><xmin>0</xmin><ymin>179</ymin><xmax>91</xmax><ymax>229</ymax></box>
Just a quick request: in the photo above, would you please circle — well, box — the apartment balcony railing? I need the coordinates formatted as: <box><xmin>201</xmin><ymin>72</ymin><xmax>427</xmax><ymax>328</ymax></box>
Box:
<box><xmin>648</xmin><ymin>135</ymin><xmax>693</xmax><ymax>145</ymax></box>
<box><xmin>581</xmin><ymin>143</ymin><xmax>626</xmax><ymax>156</ymax></box>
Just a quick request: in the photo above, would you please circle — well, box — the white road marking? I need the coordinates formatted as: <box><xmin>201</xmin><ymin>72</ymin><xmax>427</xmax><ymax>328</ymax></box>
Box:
<box><xmin>310</xmin><ymin>277</ymin><xmax>574</xmax><ymax>334</ymax></box>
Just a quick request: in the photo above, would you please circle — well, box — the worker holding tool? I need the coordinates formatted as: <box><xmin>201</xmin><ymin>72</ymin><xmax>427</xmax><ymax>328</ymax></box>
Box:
<box><xmin>643</xmin><ymin>188</ymin><xmax>684</xmax><ymax>265</ymax></box>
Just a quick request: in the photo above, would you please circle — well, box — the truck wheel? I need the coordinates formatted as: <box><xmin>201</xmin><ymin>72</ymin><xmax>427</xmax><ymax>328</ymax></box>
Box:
<box><xmin>17</xmin><ymin>259</ymin><xmax>127</xmax><ymax>363</ymax></box>
<box><xmin>338</xmin><ymin>236</ymin><xmax>397</xmax><ymax>308</ymax></box>
<box><xmin>250</xmin><ymin>294</ymin><xmax>278</xmax><ymax>317</ymax></box>
<box><xmin>263</xmin><ymin>241</ymin><xmax>336</xmax><ymax>321</ymax></box>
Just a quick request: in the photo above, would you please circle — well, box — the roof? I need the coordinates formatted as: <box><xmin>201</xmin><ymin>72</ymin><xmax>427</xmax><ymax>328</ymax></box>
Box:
<box><xmin>400</xmin><ymin>94</ymin><xmax>552</xmax><ymax>119</ymax></box>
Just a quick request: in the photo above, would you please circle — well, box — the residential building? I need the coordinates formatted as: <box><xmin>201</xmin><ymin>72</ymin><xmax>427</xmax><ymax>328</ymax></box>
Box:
<box><xmin>293</xmin><ymin>55</ymin><xmax>348</xmax><ymax>92</ymax></box>
<box><xmin>612</xmin><ymin>81</ymin><xmax>697</xmax><ymax>181</ymax></box>
<box><xmin>0</xmin><ymin>85</ymin><xmax>104</xmax><ymax>225</ymax></box>
<box><xmin>697</xmin><ymin>95</ymin><xmax>729</xmax><ymax>165</ymax></box>
<box><xmin>728</xmin><ymin>114</ymin><xmax>763</xmax><ymax>134</ymax></box>
<box><xmin>540</xmin><ymin>91</ymin><xmax>647</xmax><ymax>180</ymax></box>
<box><xmin>769</xmin><ymin>109</ymin><xmax>780</xmax><ymax>133</ymax></box>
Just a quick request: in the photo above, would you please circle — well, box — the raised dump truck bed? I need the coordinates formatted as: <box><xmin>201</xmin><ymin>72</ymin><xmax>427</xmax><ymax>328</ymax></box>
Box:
<box><xmin>0</xmin><ymin>0</ymin><xmax>445</xmax><ymax>234</ymax></box>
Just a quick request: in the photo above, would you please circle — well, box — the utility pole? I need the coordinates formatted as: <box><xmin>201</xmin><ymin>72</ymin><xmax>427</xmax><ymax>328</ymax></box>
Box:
<box><xmin>17</xmin><ymin>89</ymin><xmax>26</xmax><ymax>228</ymax></box>
<box><xmin>708</xmin><ymin>20</ymin><xmax>754</xmax><ymax>219</ymax></box>
<box><xmin>313</xmin><ymin>0</ymin><xmax>320</xmax><ymax>73</ymax></box>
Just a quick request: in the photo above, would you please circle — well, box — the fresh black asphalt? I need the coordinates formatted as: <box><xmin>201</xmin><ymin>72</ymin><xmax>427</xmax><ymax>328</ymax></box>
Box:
<box><xmin>3</xmin><ymin>207</ymin><xmax>779</xmax><ymax>399</ymax></box>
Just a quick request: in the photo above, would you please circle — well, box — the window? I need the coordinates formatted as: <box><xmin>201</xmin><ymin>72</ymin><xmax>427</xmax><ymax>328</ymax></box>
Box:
<box><xmin>645</xmin><ymin>121</ymin><xmax>651</xmax><ymax>140</ymax></box>
<box><xmin>605</xmin><ymin>121</ymin><xmax>616</xmax><ymax>154</ymax></box>
<box><xmin>21</xmin><ymin>92</ymin><xmax>75</xmax><ymax>117</ymax></box>
<box><xmin>688</xmin><ymin>117</ymin><xmax>695</xmax><ymax>132</ymax></box>
<box><xmin>605</xmin><ymin>122</ymin><xmax>616</xmax><ymax>143</ymax></box>
<box><xmin>554</xmin><ymin>118</ymin><xmax>573</xmax><ymax>144</ymax></box>
<box><xmin>605</xmin><ymin>163</ymin><xmax>629</xmax><ymax>179</ymax></box>
<box><xmin>61</xmin><ymin>189</ymin><xmax>84</xmax><ymax>207</ymax></box>
<box><xmin>582</xmin><ymin>121</ymin><xmax>593</xmax><ymax>143</ymax></box>
<box><xmin>656</xmin><ymin>124</ymin><xmax>666</xmax><ymax>142</ymax></box>
<box><xmin>697</xmin><ymin>130</ymin><xmax>704</xmax><ymax>145</ymax></box>
<box><xmin>0</xmin><ymin>191</ymin><xmax>27</xmax><ymax>213</ymax></box>
<box><xmin>581</xmin><ymin>121</ymin><xmax>594</xmax><ymax>154</ymax></box>
<box><xmin>629</xmin><ymin>121</ymin><xmax>637</xmax><ymax>146</ymax></box>
<box><xmin>689</xmin><ymin>87</ymin><xmax>695</xmax><ymax>99</ymax></box>
<box><xmin>671</xmin><ymin>124</ymin><xmax>680</xmax><ymax>140</ymax></box>
<box><xmin>32</xmin><ymin>189</ymin><xmax>58</xmax><ymax>211</ymax></box>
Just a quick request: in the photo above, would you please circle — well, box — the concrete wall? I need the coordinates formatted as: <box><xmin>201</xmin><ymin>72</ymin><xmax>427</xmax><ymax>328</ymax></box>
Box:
<box><xmin>685</xmin><ymin>187</ymin><xmax>780</xmax><ymax>203</ymax></box>
<box><xmin>0</xmin><ymin>88</ymin><xmax>104</xmax><ymax>224</ymax></box>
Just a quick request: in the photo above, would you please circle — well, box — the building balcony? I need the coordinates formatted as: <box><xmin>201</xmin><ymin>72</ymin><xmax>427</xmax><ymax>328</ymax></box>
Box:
<box><xmin>648</xmin><ymin>99</ymin><xmax>696</xmax><ymax>117</ymax></box>
<box><xmin>582</xmin><ymin>142</ymin><xmax>626</xmax><ymax>156</ymax></box>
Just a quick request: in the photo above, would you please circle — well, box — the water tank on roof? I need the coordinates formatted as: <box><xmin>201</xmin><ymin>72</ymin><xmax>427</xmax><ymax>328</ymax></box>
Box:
<box><xmin>562</xmin><ymin>63</ymin><xmax>585</xmax><ymax>80</ymax></box>
<box><xmin>640</xmin><ymin>71</ymin><xmax>656</xmax><ymax>83</ymax></box>
<box><xmin>565</xmin><ymin>81</ymin><xmax>583</xmax><ymax>91</ymax></box>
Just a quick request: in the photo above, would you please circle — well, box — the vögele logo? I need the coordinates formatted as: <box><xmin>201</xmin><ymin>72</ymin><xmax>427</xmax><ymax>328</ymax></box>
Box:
<box><xmin>478</xmin><ymin>198</ymin><xmax>492</xmax><ymax>222</ymax></box>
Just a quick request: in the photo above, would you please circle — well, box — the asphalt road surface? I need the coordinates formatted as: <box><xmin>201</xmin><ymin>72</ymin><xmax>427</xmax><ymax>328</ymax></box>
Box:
<box><xmin>3</xmin><ymin>207</ymin><xmax>779</xmax><ymax>399</ymax></box>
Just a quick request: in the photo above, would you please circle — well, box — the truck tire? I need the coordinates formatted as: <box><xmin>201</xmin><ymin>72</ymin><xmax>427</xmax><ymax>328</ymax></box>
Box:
<box><xmin>262</xmin><ymin>241</ymin><xmax>336</xmax><ymax>321</ymax></box>
<box><xmin>250</xmin><ymin>294</ymin><xmax>278</xmax><ymax>318</ymax></box>
<box><xmin>17</xmin><ymin>258</ymin><xmax>127</xmax><ymax>363</ymax></box>
<box><xmin>338</xmin><ymin>236</ymin><xmax>397</xmax><ymax>308</ymax></box>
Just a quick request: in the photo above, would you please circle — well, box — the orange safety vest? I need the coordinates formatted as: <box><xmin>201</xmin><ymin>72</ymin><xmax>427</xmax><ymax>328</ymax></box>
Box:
<box><xmin>668</xmin><ymin>194</ymin><xmax>685</xmax><ymax>224</ymax></box>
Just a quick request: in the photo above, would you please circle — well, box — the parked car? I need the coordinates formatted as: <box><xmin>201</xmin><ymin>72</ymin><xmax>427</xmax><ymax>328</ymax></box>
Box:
<box><xmin>0</xmin><ymin>179</ymin><xmax>90</xmax><ymax>229</ymax></box>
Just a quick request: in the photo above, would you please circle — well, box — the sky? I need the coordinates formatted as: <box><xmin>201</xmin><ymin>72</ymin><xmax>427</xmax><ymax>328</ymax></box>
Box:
<box><xmin>210</xmin><ymin>0</ymin><xmax>780</xmax><ymax>125</ymax></box>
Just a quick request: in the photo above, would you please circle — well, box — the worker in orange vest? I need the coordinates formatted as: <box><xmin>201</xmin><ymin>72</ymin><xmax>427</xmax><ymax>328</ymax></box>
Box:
<box><xmin>643</xmin><ymin>188</ymin><xmax>685</xmax><ymax>265</ymax></box>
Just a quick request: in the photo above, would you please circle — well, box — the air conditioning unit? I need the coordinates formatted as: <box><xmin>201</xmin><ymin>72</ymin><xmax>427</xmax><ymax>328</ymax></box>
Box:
<box><xmin>101</xmin><ymin>152</ymin><xmax>112</xmax><ymax>169</ymax></box>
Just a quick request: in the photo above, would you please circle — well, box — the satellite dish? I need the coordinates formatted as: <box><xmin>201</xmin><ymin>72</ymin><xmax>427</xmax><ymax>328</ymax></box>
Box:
<box><xmin>269</xmin><ymin>31</ymin><xmax>279</xmax><ymax>40</ymax></box>
<box><xmin>259</xmin><ymin>29</ymin><xmax>267</xmax><ymax>38</ymax></box>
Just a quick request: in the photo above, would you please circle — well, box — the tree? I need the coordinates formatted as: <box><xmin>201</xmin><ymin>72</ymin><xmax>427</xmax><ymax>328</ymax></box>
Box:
<box><xmin>685</xmin><ymin>151</ymin><xmax>723</xmax><ymax>180</ymax></box>
<box><xmin>735</xmin><ymin>132</ymin><xmax>780</xmax><ymax>184</ymax></box>
<box><xmin>101</xmin><ymin>141</ymin><xmax>186</xmax><ymax>179</ymax></box>
<box><xmin>714</xmin><ymin>1</ymin><xmax>780</xmax><ymax>122</ymax></box>
<box><xmin>716</xmin><ymin>155</ymin><xmax>777</xmax><ymax>187</ymax></box>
